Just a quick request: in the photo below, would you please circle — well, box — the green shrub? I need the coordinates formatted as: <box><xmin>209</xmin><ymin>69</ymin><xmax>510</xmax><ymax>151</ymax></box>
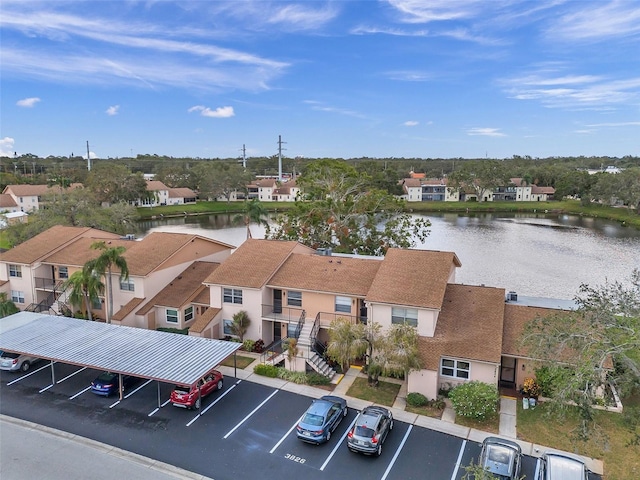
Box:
<box><xmin>306</xmin><ymin>373</ymin><xmax>331</xmax><ymax>386</ymax></box>
<box><xmin>449</xmin><ymin>381</ymin><xmax>499</xmax><ymax>420</ymax></box>
<box><xmin>157</xmin><ymin>327</ymin><xmax>189</xmax><ymax>335</ymax></box>
<box><xmin>253</xmin><ymin>364</ymin><xmax>279</xmax><ymax>378</ymax></box>
<box><xmin>406</xmin><ymin>392</ymin><xmax>429</xmax><ymax>407</ymax></box>
<box><xmin>242</xmin><ymin>339</ymin><xmax>256</xmax><ymax>352</ymax></box>
<box><xmin>534</xmin><ymin>366</ymin><xmax>566</xmax><ymax>397</ymax></box>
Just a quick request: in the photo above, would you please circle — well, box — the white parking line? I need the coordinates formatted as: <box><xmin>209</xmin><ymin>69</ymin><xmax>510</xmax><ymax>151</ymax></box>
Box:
<box><xmin>57</xmin><ymin>367</ymin><xmax>87</xmax><ymax>383</ymax></box>
<box><xmin>380</xmin><ymin>424</ymin><xmax>413</xmax><ymax>480</ymax></box>
<box><xmin>185</xmin><ymin>381</ymin><xmax>240</xmax><ymax>427</ymax></box>
<box><xmin>223</xmin><ymin>389</ymin><xmax>278</xmax><ymax>439</ymax></box>
<box><xmin>124</xmin><ymin>379</ymin><xmax>152</xmax><ymax>399</ymax></box>
<box><xmin>69</xmin><ymin>386</ymin><xmax>92</xmax><ymax>400</ymax></box>
<box><xmin>450</xmin><ymin>439</ymin><xmax>467</xmax><ymax>480</ymax></box>
<box><xmin>6</xmin><ymin>363</ymin><xmax>51</xmax><ymax>386</ymax></box>
<box><xmin>109</xmin><ymin>399</ymin><xmax>121</xmax><ymax>408</ymax></box>
<box><xmin>39</xmin><ymin>384</ymin><xmax>54</xmax><ymax>393</ymax></box>
<box><xmin>320</xmin><ymin>416</ymin><xmax>357</xmax><ymax>471</ymax></box>
<box><xmin>534</xmin><ymin>458</ymin><xmax>541</xmax><ymax>479</ymax></box>
<box><xmin>270</xmin><ymin>413</ymin><xmax>305</xmax><ymax>454</ymax></box>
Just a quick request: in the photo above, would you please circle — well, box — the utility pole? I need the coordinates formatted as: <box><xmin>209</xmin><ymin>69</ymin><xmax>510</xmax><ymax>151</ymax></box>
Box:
<box><xmin>277</xmin><ymin>135</ymin><xmax>286</xmax><ymax>181</ymax></box>
<box><xmin>240</xmin><ymin>144</ymin><xmax>247</xmax><ymax>171</ymax></box>
<box><xmin>86</xmin><ymin>140</ymin><xmax>91</xmax><ymax>171</ymax></box>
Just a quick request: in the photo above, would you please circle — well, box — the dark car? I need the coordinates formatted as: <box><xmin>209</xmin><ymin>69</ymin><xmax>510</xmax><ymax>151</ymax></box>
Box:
<box><xmin>90</xmin><ymin>372</ymin><xmax>136</xmax><ymax>396</ymax></box>
<box><xmin>296</xmin><ymin>395</ymin><xmax>348</xmax><ymax>444</ymax></box>
<box><xmin>536</xmin><ymin>451</ymin><xmax>590</xmax><ymax>480</ymax></box>
<box><xmin>346</xmin><ymin>405</ymin><xmax>393</xmax><ymax>456</ymax></box>
<box><xmin>170</xmin><ymin>369</ymin><xmax>223</xmax><ymax>409</ymax></box>
<box><xmin>479</xmin><ymin>436</ymin><xmax>522</xmax><ymax>480</ymax></box>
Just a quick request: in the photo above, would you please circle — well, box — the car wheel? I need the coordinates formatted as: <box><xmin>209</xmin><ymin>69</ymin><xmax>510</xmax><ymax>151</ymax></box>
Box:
<box><xmin>376</xmin><ymin>444</ymin><xmax>382</xmax><ymax>456</ymax></box>
<box><xmin>20</xmin><ymin>361</ymin><xmax>30</xmax><ymax>372</ymax></box>
<box><xmin>326</xmin><ymin>430</ymin><xmax>331</xmax><ymax>441</ymax></box>
<box><xmin>216</xmin><ymin>380</ymin><xmax>223</xmax><ymax>390</ymax></box>
<box><xmin>194</xmin><ymin>398</ymin><xmax>201</xmax><ymax>409</ymax></box>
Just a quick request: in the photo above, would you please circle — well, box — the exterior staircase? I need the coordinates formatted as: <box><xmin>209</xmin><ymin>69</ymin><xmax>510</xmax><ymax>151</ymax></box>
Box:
<box><xmin>297</xmin><ymin>319</ymin><xmax>337</xmax><ymax>380</ymax></box>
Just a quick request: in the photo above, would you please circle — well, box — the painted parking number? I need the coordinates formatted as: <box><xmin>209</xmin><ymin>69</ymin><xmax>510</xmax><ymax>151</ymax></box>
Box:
<box><xmin>284</xmin><ymin>453</ymin><xmax>306</xmax><ymax>464</ymax></box>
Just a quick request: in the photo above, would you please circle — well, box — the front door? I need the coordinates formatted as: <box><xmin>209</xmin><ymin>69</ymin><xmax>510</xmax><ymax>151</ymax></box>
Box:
<box><xmin>500</xmin><ymin>356</ymin><xmax>516</xmax><ymax>388</ymax></box>
<box><xmin>274</xmin><ymin>322</ymin><xmax>282</xmax><ymax>341</ymax></box>
<box><xmin>273</xmin><ymin>289</ymin><xmax>282</xmax><ymax>314</ymax></box>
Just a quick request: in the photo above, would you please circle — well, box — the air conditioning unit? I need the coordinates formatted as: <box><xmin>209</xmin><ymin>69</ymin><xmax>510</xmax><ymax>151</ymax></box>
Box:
<box><xmin>507</xmin><ymin>291</ymin><xmax>518</xmax><ymax>302</ymax></box>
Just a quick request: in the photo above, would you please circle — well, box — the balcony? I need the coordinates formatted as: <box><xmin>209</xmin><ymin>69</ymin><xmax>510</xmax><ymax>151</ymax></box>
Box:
<box><xmin>261</xmin><ymin>304</ymin><xmax>305</xmax><ymax>323</ymax></box>
<box><xmin>34</xmin><ymin>277</ymin><xmax>58</xmax><ymax>290</ymax></box>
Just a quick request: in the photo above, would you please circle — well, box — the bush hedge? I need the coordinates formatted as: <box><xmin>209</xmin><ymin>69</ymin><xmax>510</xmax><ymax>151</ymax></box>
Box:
<box><xmin>448</xmin><ymin>381</ymin><xmax>499</xmax><ymax>420</ymax></box>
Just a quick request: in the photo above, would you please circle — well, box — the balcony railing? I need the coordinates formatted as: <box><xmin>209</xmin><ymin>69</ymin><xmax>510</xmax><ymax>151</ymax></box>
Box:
<box><xmin>34</xmin><ymin>277</ymin><xmax>57</xmax><ymax>290</ymax></box>
<box><xmin>261</xmin><ymin>304</ymin><xmax>305</xmax><ymax>322</ymax></box>
<box><xmin>316</xmin><ymin>311</ymin><xmax>367</xmax><ymax>328</ymax></box>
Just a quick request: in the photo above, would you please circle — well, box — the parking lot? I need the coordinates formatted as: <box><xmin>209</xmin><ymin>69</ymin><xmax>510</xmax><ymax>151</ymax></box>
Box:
<box><xmin>0</xmin><ymin>360</ymin><xmax>602</xmax><ymax>480</ymax></box>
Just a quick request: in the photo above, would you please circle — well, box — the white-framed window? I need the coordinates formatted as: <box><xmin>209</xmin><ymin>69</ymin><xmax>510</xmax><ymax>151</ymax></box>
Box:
<box><xmin>440</xmin><ymin>358</ymin><xmax>470</xmax><ymax>379</ymax></box>
<box><xmin>58</xmin><ymin>266</ymin><xmax>69</xmax><ymax>279</ymax></box>
<box><xmin>223</xmin><ymin>319</ymin><xmax>234</xmax><ymax>335</ymax></box>
<box><xmin>335</xmin><ymin>296</ymin><xmax>351</xmax><ymax>313</ymax></box>
<box><xmin>166</xmin><ymin>309</ymin><xmax>178</xmax><ymax>323</ymax></box>
<box><xmin>184</xmin><ymin>306</ymin><xmax>194</xmax><ymax>322</ymax></box>
<box><xmin>391</xmin><ymin>307</ymin><xmax>418</xmax><ymax>327</ymax></box>
<box><xmin>9</xmin><ymin>265</ymin><xmax>22</xmax><ymax>278</ymax></box>
<box><xmin>11</xmin><ymin>290</ymin><xmax>25</xmax><ymax>304</ymax></box>
<box><xmin>120</xmin><ymin>279</ymin><xmax>135</xmax><ymax>292</ymax></box>
<box><xmin>92</xmin><ymin>297</ymin><xmax>102</xmax><ymax>310</ymax></box>
<box><xmin>287</xmin><ymin>290</ymin><xmax>302</xmax><ymax>307</ymax></box>
<box><xmin>223</xmin><ymin>288</ymin><xmax>242</xmax><ymax>304</ymax></box>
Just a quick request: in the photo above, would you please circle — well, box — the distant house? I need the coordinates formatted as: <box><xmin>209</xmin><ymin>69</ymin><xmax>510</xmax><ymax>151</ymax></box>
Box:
<box><xmin>400</xmin><ymin>178</ymin><xmax>459</xmax><ymax>202</ymax></box>
<box><xmin>168</xmin><ymin>187</ymin><xmax>197</xmax><ymax>206</ymax></box>
<box><xmin>0</xmin><ymin>194</ymin><xmax>20</xmax><ymax>213</ymax></box>
<box><xmin>2</xmin><ymin>184</ymin><xmax>83</xmax><ymax>212</ymax></box>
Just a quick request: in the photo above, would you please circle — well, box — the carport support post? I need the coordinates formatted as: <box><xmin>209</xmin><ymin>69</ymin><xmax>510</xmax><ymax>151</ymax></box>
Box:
<box><xmin>157</xmin><ymin>381</ymin><xmax>161</xmax><ymax>408</ymax></box>
<box><xmin>49</xmin><ymin>360</ymin><xmax>55</xmax><ymax>386</ymax></box>
<box><xmin>198</xmin><ymin>384</ymin><xmax>202</xmax><ymax>417</ymax></box>
<box><xmin>234</xmin><ymin>351</ymin><xmax>237</xmax><ymax>378</ymax></box>
<box><xmin>119</xmin><ymin>373</ymin><xmax>123</xmax><ymax>401</ymax></box>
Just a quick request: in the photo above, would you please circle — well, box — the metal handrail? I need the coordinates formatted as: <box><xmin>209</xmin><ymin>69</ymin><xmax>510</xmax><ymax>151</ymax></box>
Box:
<box><xmin>260</xmin><ymin>338</ymin><xmax>285</xmax><ymax>364</ymax></box>
<box><xmin>293</xmin><ymin>309</ymin><xmax>306</xmax><ymax>338</ymax></box>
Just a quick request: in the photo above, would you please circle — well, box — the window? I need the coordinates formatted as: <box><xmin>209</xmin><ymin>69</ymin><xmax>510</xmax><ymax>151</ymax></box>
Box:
<box><xmin>391</xmin><ymin>307</ymin><xmax>418</xmax><ymax>327</ymax></box>
<box><xmin>287</xmin><ymin>290</ymin><xmax>302</xmax><ymax>307</ymax></box>
<box><xmin>166</xmin><ymin>309</ymin><xmax>178</xmax><ymax>323</ymax></box>
<box><xmin>92</xmin><ymin>297</ymin><xmax>102</xmax><ymax>310</ymax></box>
<box><xmin>287</xmin><ymin>322</ymin><xmax>298</xmax><ymax>337</ymax></box>
<box><xmin>223</xmin><ymin>319</ymin><xmax>234</xmax><ymax>335</ymax></box>
<box><xmin>335</xmin><ymin>296</ymin><xmax>351</xmax><ymax>313</ymax></box>
<box><xmin>223</xmin><ymin>288</ymin><xmax>242</xmax><ymax>304</ymax></box>
<box><xmin>440</xmin><ymin>358</ymin><xmax>470</xmax><ymax>379</ymax></box>
<box><xmin>58</xmin><ymin>266</ymin><xmax>68</xmax><ymax>279</ymax></box>
<box><xmin>9</xmin><ymin>265</ymin><xmax>22</xmax><ymax>278</ymax></box>
<box><xmin>120</xmin><ymin>279</ymin><xmax>135</xmax><ymax>292</ymax></box>
<box><xmin>11</xmin><ymin>290</ymin><xmax>25</xmax><ymax>304</ymax></box>
<box><xmin>184</xmin><ymin>306</ymin><xmax>194</xmax><ymax>322</ymax></box>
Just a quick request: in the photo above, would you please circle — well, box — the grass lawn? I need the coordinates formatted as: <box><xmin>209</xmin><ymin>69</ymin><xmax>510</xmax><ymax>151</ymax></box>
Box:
<box><xmin>455</xmin><ymin>413</ymin><xmax>500</xmax><ymax>434</ymax></box>
<box><xmin>517</xmin><ymin>401</ymin><xmax>640</xmax><ymax>480</ymax></box>
<box><xmin>346</xmin><ymin>377</ymin><xmax>401</xmax><ymax>407</ymax></box>
<box><xmin>219</xmin><ymin>355</ymin><xmax>255</xmax><ymax>369</ymax></box>
<box><xmin>405</xmin><ymin>404</ymin><xmax>444</xmax><ymax>419</ymax></box>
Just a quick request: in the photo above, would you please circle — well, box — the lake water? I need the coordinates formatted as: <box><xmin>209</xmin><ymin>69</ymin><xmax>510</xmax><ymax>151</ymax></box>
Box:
<box><xmin>139</xmin><ymin>212</ymin><xmax>640</xmax><ymax>300</ymax></box>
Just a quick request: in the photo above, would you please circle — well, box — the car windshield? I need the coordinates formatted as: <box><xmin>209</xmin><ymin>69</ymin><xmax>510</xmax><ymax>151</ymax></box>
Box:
<box><xmin>0</xmin><ymin>351</ymin><xmax>19</xmax><ymax>359</ymax></box>
<box><xmin>302</xmin><ymin>413</ymin><xmax>324</xmax><ymax>426</ymax></box>
<box><xmin>96</xmin><ymin>372</ymin><xmax>116</xmax><ymax>382</ymax></box>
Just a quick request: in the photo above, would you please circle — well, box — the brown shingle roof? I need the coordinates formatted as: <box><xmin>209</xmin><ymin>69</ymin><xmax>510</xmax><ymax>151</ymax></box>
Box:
<box><xmin>189</xmin><ymin>307</ymin><xmax>222</xmax><ymax>334</ymax></box>
<box><xmin>0</xmin><ymin>194</ymin><xmax>18</xmax><ymax>208</ymax></box>
<box><xmin>419</xmin><ymin>284</ymin><xmax>506</xmax><ymax>370</ymax></box>
<box><xmin>0</xmin><ymin>226</ymin><xmax>119</xmax><ymax>264</ymax></box>
<box><xmin>3</xmin><ymin>184</ymin><xmax>83</xmax><ymax>196</ymax></box>
<box><xmin>502</xmin><ymin>304</ymin><xmax>568</xmax><ymax>358</ymax></box>
<box><xmin>146</xmin><ymin>180</ymin><xmax>169</xmax><ymax>191</ymax></box>
<box><xmin>169</xmin><ymin>188</ymin><xmax>196</xmax><ymax>198</ymax></box>
<box><xmin>366</xmin><ymin>248</ymin><xmax>461</xmax><ymax>309</ymax></box>
<box><xmin>112</xmin><ymin>297</ymin><xmax>146</xmax><ymax>322</ymax></box>
<box><xmin>136</xmin><ymin>262</ymin><xmax>220</xmax><ymax>314</ymax></box>
<box><xmin>204</xmin><ymin>239</ymin><xmax>307</xmax><ymax>288</ymax></box>
<box><xmin>268</xmin><ymin>254</ymin><xmax>382</xmax><ymax>296</ymax></box>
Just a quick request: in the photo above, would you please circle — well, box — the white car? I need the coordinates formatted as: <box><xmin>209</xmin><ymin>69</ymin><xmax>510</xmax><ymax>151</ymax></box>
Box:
<box><xmin>537</xmin><ymin>452</ymin><xmax>590</xmax><ymax>480</ymax></box>
<box><xmin>0</xmin><ymin>351</ymin><xmax>40</xmax><ymax>372</ymax></box>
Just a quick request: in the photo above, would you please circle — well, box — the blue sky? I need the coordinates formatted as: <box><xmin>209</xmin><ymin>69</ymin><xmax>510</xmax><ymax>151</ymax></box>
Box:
<box><xmin>1</xmin><ymin>0</ymin><xmax>639</xmax><ymax>160</ymax></box>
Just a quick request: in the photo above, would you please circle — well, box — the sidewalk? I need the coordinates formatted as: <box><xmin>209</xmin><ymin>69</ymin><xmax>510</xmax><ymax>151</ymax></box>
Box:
<box><xmin>218</xmin><ymin>363</ymin><xmax>603</xmax><ymax>476</ymax></box>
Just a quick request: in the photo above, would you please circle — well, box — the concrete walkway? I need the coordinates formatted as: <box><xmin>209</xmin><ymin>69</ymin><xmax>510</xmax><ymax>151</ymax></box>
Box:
<box><xmin>1</xmin><ymin>363</ymin><xmax>604</xmax><ymax>478</ymax></box>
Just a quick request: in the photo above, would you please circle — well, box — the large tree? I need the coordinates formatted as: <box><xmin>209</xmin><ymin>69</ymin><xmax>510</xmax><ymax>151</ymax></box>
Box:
<box><xmin>90</xmin><ymin>241</ymin><xmax>129</xmax><ymax>324</ymax></box>
<box><xmin>234</xmin><ymin>199</ymin><xmax>269</xmax><ymax>240</ymax></box>
<box><xmin>192</xmin><ymin>162</ymin><xmax>251</xmax><ymax>202</ymax></box>
<box><xmin>86</xmin><ymin>163</ymin><xmax>150</xmax><ymax>205</ymax></box>
<box><xmin>0</xmin><ymin>292</ymin><xmax>19</xmax><ymax>318</ymax></box>
<box><xmin>62</xmin><ymin>265</ymin><xmax>104</xmax><ymax>321</ymax></box>
<box><xmin>522</xmin><ymin>270</ymin><xmax>640</xmax><ymax>440</ymax></box>
<box><xmin>267</xmin><ymin>160</ymin><xmax>430</xmax><ymax>256</ymax></box>
<box><xmin>447</xmin><ymin>160</ymin><xmax>511</xmax><ymax>202</ymax></box>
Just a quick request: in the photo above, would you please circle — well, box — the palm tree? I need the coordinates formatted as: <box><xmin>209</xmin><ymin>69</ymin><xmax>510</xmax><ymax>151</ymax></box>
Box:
<box><xmin>62</xmin><ymin>263</ymin><xmax>104</xmax><ymax>320</ymax></box>
<box><xmin>0</xmin><ymin>292</ymin><xmax>19</xmax><ymax>318</ymax></box>
<box><xmin>230</xmin><ymin>310</ymin><xmax>251</xmax><ymax>342</ymax></box>
<box><xmin>90</xmin><ymin>241</ymin><xmax>129</xmax><ymax>324</ymax></box>
<box><xmin>234</xmin><ymin>199</ymin><xmax>269</xmax><ymax>240</ymax></box>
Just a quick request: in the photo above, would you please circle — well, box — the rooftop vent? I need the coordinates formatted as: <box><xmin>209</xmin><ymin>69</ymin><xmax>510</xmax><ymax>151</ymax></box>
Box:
<box><xmin>506</xmin><ymin>291</ymin><xmax>518</xmax><ymax>302</ymax></box>
<box><xmin>316</xmin><ymin>247</ymin><xmax>332</xmax><ymax>256</ymax></box>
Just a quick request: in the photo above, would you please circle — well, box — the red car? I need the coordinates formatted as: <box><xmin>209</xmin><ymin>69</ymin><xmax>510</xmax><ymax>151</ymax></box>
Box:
<box><xmin>170</xmin><ymin>369</ymin><xmax>224</xmax><ymax>409</ymax></box>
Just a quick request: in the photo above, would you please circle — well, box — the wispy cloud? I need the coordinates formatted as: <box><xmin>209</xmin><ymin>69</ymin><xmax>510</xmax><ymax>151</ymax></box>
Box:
<box><xmin>17</xmin><ymin>97</ymin><xmax>40</xmax><ymax>107</ymax></box>
<box><xmin>404</xmin><ymin>120</ymin><xmax>419</xmax><ymax>126</ymax></box>
<box><xmin>383</xmin><ymin>70</ymin><xmax>433</xmax><ymax>81</ymax></box>
<box><xmin>585</xmin><ymin>121</ymin><xmax>640</xmax><ymax>127</ymax></box>
<box><xmin>106</xmin><ymin>105</ymin><xmax>120</xmax><ymax>116</ymax></box>
<box><xmin>0</xmin><ymin>137</ymin><xmax>16</xmax><ymax>157</ymax></box>
<box><xmin>547</xmin><ymin>2</ymin><xmax>640</xmax><ymax>41</ymax></box>
<box><xmin>267</xmin><ymin>3</ymin><xmax>338</xmax><ymax>31</ymax></box>
<box><xmin>351</xmin><ymin>25</ymin><xmax>429</xmax><ymax>36</ymax></box>
<box><xmin>467</xmin><ymin>127</ymin><xmax>506</xmax><ymax>137</ymax></box>
<box><xmin>303</xmin><ymin>100</ymin><xmax>368</xmax><ymax>119</ymax></box>
<box><xmin>188</xmin><ymin>105</ymin><xmax>235</xmax><ymax>118</ymax></box>
<box><xmin>387</xmin><ymin>0</ymin><xmax>483</xmax><ymax>23</ymax></box>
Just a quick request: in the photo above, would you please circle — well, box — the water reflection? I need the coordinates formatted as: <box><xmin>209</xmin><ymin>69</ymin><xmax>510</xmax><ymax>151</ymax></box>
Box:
<box><xmin>140</xmin><ymin>212</ymin><xmax>640</xmax><ymax>300</ymax></box>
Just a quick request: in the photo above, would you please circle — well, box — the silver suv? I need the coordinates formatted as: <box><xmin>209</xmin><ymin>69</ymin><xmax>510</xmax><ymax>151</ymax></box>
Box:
<box><xmin>537</xmin><ymin>452</ymin><xmax>590</xmax><ymax>480</ymax></box>
<box><xmin>480</xmin><ymin>436</ymin><xmax>522</xmax><ymax>480</ymax></box>
<box><xmin>346</xmin><ymin>406</ymin><xmax>393</xmax><ymax>456</ymax></box>
<box><xmin>0</xmin><ymin>351</ymin><xmax>40</xmax><ymax>372</ymax></box>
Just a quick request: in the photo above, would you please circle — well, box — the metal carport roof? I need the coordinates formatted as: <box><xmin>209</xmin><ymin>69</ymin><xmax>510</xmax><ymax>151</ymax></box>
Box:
<box><xmin>0</xmin><ymin>312</ymin><xmax>241</xmax><ymax>387</ymax></box>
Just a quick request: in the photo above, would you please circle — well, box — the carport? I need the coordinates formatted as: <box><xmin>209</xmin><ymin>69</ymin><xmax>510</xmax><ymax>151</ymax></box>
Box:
<box><xmin>0</xmin><ymin>312</ymin><xmax>242</xmax><ymax>410</ymax></box>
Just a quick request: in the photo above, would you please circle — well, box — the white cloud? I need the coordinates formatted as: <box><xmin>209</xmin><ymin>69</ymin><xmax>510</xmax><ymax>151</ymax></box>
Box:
<box><xmin>17</xmin><ymin>97</ymin><xmax>40</xmax><ymax>107</ymax></box>
<box><xmin>0</xmin><ymin>137</ymin><xmax>16</xmax><ymax>157</ymax></box>
<box><xmin>106</xmin><ymin>105</ymin><xmax>120</xmax><ymax>116</ymax></box>
<box><xmin>404</xmin><ymin>120</ymin><xmax>419</xmax><ymax>126</ymax></box>
<box><xmin>387</xmin><ymin>0</ymin><xmax>482</xmax><ymax>23</ymax></box>
<box><xmin>548</xmin><ymin>2</ymin><xmax>640</xmax><ymax>41</ymax></box>
<box><xmin>585</xmin><ymin>121</ymin><xmax>640</xmax><ymax>127</ymax></box>
<box><xmin>467</xmin><ymin>127</ymin><xmax>506</xmax><ymax>137</ymax></box>
<box><xmin>305</xmin><ymin>100</ymin><xmax>368</xmax><ymax>120</ymax></box>
<box><xmin>383</xmin><ymin>70</ymin><xmax>433</xmax><ymax>81</ymax></box>
<box><xmin>267</xmin><ymin>4</ymin><xmax>338</xmax><ymax>31</ymax></box>
<box><xmin>188</xmin><ymin>105</ymin><xmax>235</xmax><ymax>118</ymax></box>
